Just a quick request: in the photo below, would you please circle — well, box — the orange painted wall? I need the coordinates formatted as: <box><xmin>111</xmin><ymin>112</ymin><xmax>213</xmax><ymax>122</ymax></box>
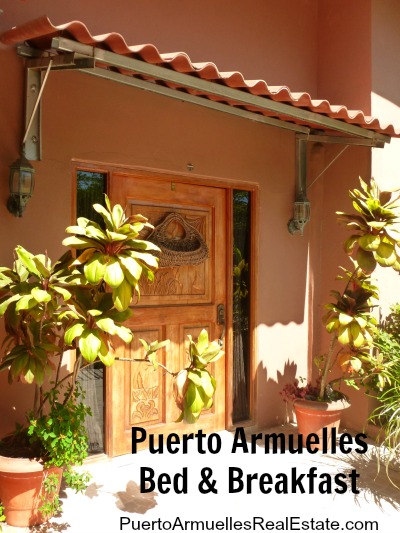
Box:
<box><xmin>0</xmin><ymin>0</ymin><xmax>321</xmax><ymax>436</ymax></box>
<box><xmin>317</xmin><ymin>0</ymin><xmax>372</xmax><ymax>113</ymax></box>
<box><xmin>0</xmin><ymin>0</ymin><xmax>398</xmax><ymax>439</ymax></box>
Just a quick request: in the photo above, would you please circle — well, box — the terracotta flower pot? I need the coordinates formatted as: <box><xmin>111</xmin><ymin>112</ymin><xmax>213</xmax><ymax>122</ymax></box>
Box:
<box><xmin>294</xmin><ymin>397</ymin><xmax>350</xmax><ymax>450</ymax></box>
<box><xmin>0</xmin><ymin>455</ymin><xmax>63</xmax><ymax>527</ymax></box>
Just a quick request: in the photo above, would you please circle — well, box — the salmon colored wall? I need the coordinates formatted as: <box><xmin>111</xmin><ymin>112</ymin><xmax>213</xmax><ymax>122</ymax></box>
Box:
<box><xmin>0</xmin><ymin>0</ymin><xmax>321</xmax><ymax>435</ymax></box>
<box><xmin>0</xmin><ymin>61</ymin><xmax>308</xmax><ymax>434</ymax></box>
<box><xmin>0</xmin><ymin>0</ymin><xmax>398</xmax><ymax>439</ymax></box>
<box><xmin>0</xmin><ymin>0</ymin><xmax>319</xmax><ymax>92</ymax></box>
<box><xmin>371</xmin><ymin>0</ymin><xmax>400</xmax><ymax>189</ymax></box>
<box><xmin>317</xmin><ymin>0</ymin><xmax>372</xmax><ymax>113</ymax></box>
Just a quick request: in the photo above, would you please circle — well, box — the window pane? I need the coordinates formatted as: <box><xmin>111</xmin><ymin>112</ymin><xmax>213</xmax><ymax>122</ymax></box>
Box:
<box><xmin>76</xmin><ymin>170</ymin><xmax>107</xmax><ymax>226</ymax></box>
<box><xmin>233</xmin><ymin>190</ymin><xmax>251</xmax><ymax>423</ymax></box>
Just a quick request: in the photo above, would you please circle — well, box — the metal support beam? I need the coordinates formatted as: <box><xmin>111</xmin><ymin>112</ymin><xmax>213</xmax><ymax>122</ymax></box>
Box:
<box><xmin>17</xmin><ymin>43</ymin><xmax>392</xmax><ymax>238</ymax></box>
<box><xmin>297</xmin><ymin>133</ymin><xmax>387</xmax><ymax>148</ymax></box>
<box><xmin>27</xmin><ymin>53</ymin><xmax>95</xmax><ymax>71</ymax></box>
<box><xmin>83</xmin><ymin>66</ymin><xmax>309</xmax><ymax>134</ymax></box>
<box><xmin>49</xmin><ymin>36</ymin><xmax>390</xmax><ymax>144</ymax></box>
<box><xmin>24</xmin><ymin>69</ymin><xmax>42</xmax><ymax>160</ymax></box>
<box><xmin>20</xmin><ymin>42</ymin><xmax>391</xmax><ymax>161</ymax></box>
<box><xmin>23</xmin><ymin>55</ymin><xmax>95</xmax><ymax>160</ymax></box>
<box><xmin>287</xmin><ymin>133</ymin><xmax>382</xmax><ymax>235</ymax></box>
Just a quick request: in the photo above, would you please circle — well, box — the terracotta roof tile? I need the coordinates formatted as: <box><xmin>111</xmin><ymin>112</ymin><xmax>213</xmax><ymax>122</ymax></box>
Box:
<box><xmin>1</xmin><ymin>16</ymin><xmax>399</xmax><ymax>138</ymax></box>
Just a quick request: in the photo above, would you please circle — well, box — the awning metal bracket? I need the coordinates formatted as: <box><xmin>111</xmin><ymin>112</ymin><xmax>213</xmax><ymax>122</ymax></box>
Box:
<box><xmin>22</xmin><ymin>52</ymin><xmax>95</xmax><ymax>160</ymax></box>
<box><xmin>287</xmin><ymin>133</ymin><xmax>385</xmax><ymax>235</ymax></box>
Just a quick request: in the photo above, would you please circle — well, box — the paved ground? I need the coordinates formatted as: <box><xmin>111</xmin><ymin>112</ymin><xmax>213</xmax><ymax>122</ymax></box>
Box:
<box><xmin>3</xmin><ymin>425</ymin><xmax>400</xmax><ymax>533</ymax></box>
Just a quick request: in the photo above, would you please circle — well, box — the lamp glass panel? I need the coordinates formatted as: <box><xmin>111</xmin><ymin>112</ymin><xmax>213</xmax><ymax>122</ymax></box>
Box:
<box><xmin>19</xmin><ymin>170</ymin><xmax>33</xmax><ymax>194</ymax></box>
<box><xmin>294</xmin><ymin>201</ymin><xmax>310</xmax><ymax>223</ymax></box>
<box><xmin>10</xmin><ymin>170</ymin><xmax>20</xmax><ymax>195</ymax></box>
<box><xmin>9</xmin><ymin>168</ymin><xmax>33</xmax><ymax>195</ymax></box>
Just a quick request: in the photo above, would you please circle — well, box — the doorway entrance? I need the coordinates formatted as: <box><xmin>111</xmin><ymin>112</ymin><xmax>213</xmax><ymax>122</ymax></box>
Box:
<box><xmin>107</xmin><ymin>172</ymin><xmax>228</xmax><ymax>455</ymax></box>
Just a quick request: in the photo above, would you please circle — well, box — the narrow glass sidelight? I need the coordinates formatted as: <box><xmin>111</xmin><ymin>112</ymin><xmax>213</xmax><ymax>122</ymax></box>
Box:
<box><xmin>232</xmin><ymin>190</ymin><xmax>251</xmax><ymax>423</ymax></box>
<box><xmin>76</xmin><ymin>169</ymin><xmax>107</xmax><ymax>454</ymax></box>
<box><xmin>76</xmin><ymin>170</ymin><xmax>107</xmax><ymax>227</ymax></box>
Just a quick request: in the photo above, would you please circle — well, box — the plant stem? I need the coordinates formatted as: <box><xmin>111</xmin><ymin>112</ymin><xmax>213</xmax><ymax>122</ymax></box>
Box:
<box><xmin>62</xmin><ymin>352</ymin><xmax>82</xmax><ymax>405</ymax></box>
<box><xmin>33</xmin><ymin>384</ymin><xmax>40</xmax><ymax>418</ymax></box>
<box><xmin>319</xmin><ymin>333</ymin><xmax>338</xmax><ymax>400</ymax></box>
<box><xmin>115</xmin><ymin>357</ymin><xmax>178</xmax><ymax>376</ymax></box>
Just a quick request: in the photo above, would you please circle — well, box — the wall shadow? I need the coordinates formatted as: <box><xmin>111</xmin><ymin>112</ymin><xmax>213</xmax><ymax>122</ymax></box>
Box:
<box><xmin>256</xmin><ymin>359</ymin><xmax>298</xmax><ymax>428</ymax></box>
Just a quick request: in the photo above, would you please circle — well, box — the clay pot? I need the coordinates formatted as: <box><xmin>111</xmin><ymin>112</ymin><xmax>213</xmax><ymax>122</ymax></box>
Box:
<box><xmin>0</xmin><ymin>455</ymin><xmax>63</xmax><ymax>527</ymax></box>
<box><xmin>294</xmin><ymin>397</ymin><xmax>350</xmax><ymax>450</ymax></box>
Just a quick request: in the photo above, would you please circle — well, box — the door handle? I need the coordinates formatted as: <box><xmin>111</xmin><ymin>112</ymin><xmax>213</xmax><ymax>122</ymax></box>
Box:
<box><xmin>217</xmin><ymin>304</ymin><xmax>225</xmax><ymax>346</ymax></box>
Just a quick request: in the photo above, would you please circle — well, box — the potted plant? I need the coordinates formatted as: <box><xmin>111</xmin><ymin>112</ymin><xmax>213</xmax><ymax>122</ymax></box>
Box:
<box><xmin>282</xmin><ymin>178</ymin><xmax>400</xmax><ymax>446</ymax></box>
<box><xmin>0</xmin><ymin>196</ymin><xmax>222</xmax><ymax>526</ymax></box>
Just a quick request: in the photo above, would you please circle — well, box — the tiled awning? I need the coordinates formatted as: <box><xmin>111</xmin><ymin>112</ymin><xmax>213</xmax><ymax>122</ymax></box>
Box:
<box><xmin>1</xmin><ymin>16</ymin><xmax>400</xmax><ymax>144</ymax></box>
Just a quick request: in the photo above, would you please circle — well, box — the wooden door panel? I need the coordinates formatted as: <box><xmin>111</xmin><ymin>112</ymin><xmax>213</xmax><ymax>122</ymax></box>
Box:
<box><xmin>107</xmin><ymin>173</ymin><xmax>227</xmax><ymax>456</ymax></box>
<box><xmin>127</xmin><ymin>201</ymin><xmax>212</xmax><ymax>305</ymax></box>
<box><xmin>127</xmin><ymin>327</ymin><xmax>164</xmax><ymax>427</ymax></box>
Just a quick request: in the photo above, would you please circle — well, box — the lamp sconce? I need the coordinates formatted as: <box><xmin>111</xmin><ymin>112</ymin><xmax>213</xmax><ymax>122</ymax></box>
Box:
<box><xmin>288</xmin><ymin>135</ymin><xmax>310</xmax><ymax>235</ymax></box>
<box><xmin>7</xmin><ymin>151</ymin><xmax>35</xmax><ymax>217</ymax></box>
<box><xmin>6</xmin><ymin>59</ymin><xmax>53</xmax><ymax>217</ymax></box>
<box><xmin>287</xmin><ymin>196</ymin><xmax>311</xmax><ymax>235</ymax></box>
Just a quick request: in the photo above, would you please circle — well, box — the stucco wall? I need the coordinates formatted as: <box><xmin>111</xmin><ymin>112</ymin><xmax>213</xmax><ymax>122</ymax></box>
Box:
<box><xmin>317</xmin><ymin>0</ymin><xmax>372</xmax><ymax>112</ymax></box>
<box><xmin>0</xmin><ymin>0</ymin><xmax>322</xmax><ymax>436</ymax></box>
<box><xmin>0</xmin><ymin>0</ymin><xmax>398</xmax><ymax>439</ymax></box>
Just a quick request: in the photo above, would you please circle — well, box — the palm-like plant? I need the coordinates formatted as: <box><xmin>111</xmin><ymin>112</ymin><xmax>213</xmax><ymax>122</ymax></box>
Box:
<box><xmin>324</xmin><ymin>266</ymin><xmax>378</xmax><ymax>348</ymax></box>
<box><xmin>319</xmin><ymin>266</ymin><xmax>379</xmax><ymax>399</ymax></box>
<box><xmin>0</xmin><ymin>196</ymin><xmax>224</xmax><ymax>524</ymax></box>
<box><xmin>63</xmin><ymin>195</ymin><xmax>160</xmax><ymax>311</ymax></box>
<box><xmin>338</xmin><ymin>177</ymin><xmax>400</xmax><ymax>272</ymax></box>
<box><xmin>284</xmin><ymin>178</ymin><xmax>400</xmax><ymax>403</ymax></box>
<box><xmin>173</xmin><ymin>330</ymin><xmax>224</xmax><ymax>423</ymax></box>
<box><xmin>317</xmin><ymin>178</ymin><xmax>400</xmax><ymax>399</ymax></box>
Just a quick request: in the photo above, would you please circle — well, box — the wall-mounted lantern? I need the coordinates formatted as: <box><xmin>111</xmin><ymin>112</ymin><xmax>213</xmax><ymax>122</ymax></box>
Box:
<box><xmin>288</xmin><ymin>136</ymin><xmax>311</xmax><ymax>235</ymax></box>
<box><xmin>287</xmin><ymin>196</ymin><xmax>311</xmax><ymax>235</ymax></box>
<box><xmin>6</xmin><ymin>59</ymin><xmax>53</xmax><ymax>217</ymax></box>
<box><xmin>7</xmin><ymin>151</ymin><xmax>35</xmax><ymax>217</ymax></box>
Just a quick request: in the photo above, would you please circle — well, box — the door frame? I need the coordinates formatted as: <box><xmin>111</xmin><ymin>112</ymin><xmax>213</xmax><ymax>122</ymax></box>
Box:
<box><xmin>72</xmin><ymin>162</ymin><xmax>259</xmax><ymax>451</ymax></box>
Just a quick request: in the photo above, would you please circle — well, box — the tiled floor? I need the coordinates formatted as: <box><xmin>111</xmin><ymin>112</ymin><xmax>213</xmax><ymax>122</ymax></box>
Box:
<box><xmin>4</xmin><ymin>425</ymin><xmax>400</xmax><ymax>533</ymax></box>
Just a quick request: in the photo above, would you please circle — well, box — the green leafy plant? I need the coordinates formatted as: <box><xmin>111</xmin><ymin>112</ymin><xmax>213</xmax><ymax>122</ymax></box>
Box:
<box><xmin>37</xmin><ymin>472</ymin><xmax>61</xmax><ymax>520</ymax></box>
<box><xmin>233</xmin><ymin>247</ymin><xmax>248</xmax><ymax>300</ymax></box>
<box><xmin>27</xmin><ymin>388</ymin><xmax>90</xmax><ymax>468</ymax></box>
<box><xmin>338</xmin><ymin>177</ymin><xmax>400</xmax><ymax>272</ymax></box>
<box><xmin>367</xmin><ymin>305</ymin><xmax>400</xmax><ymax>480</ymax></box>
<box><xmin>0</xmin><ymin>502</ymin><xmax>5</xmax><ymax>532</ymax></box>
<box><xmin>283</xmin><ymin>178</ymin><xmax>400</xmax><ymax>403</ymax></box>
<box><xmin>0</xmin><ymin>195</ymin><xmax>223</xmax><ymax>523</ymax></box>
<box><xmin>173</xmin><ymin>329</ymin><xmax>224</xmax><ymax>423</ymax></box>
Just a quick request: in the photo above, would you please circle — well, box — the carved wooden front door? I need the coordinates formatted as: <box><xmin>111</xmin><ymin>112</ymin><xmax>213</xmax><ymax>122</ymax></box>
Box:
<box><xmin>107</xmin><ymin>172</ymin><xmax>227</xmax><ymax>456</ymax></box>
